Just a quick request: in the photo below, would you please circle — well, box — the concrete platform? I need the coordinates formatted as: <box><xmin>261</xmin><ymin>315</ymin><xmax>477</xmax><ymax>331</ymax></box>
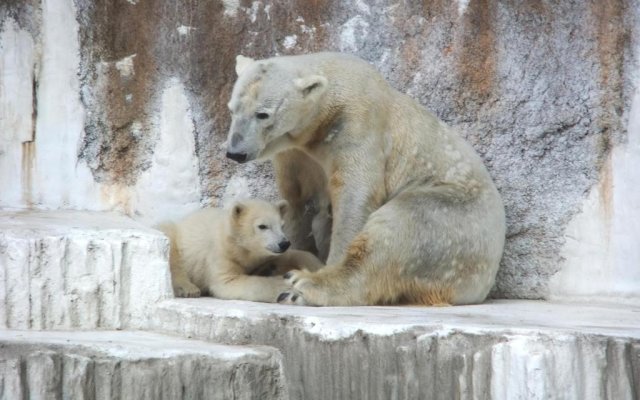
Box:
<box><xmin>2</xmin><ymin>210</ymin><xmax>638</xmax><ymax>398</ymax></box>
<box><xmin>153</xmin><ymin>298</ymin><xmax>640</xmax><ymax>400</ymax></box>
<box><xmin>0</xmin><ymin>211</ymin><xmax>173</xmax><ymax>329</ymax></box>
<box><xmin>0</xmin><ymin>330</ymin><xmax>287</xmax><ymax>400</ymax></box>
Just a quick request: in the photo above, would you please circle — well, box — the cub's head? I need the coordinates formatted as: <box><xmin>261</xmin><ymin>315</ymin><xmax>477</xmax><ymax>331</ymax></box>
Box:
<box><xmin>225</xmin><ymin>55</ymin><xmax>328</xmax><ymax>163</ymax></box>
<box><xmin>229</xmin><ymin>199</ymin><xmax>291</xmax><ymax>257</ymax></box>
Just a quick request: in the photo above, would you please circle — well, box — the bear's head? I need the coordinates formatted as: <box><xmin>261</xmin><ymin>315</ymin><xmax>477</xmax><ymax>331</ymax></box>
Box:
<box><xmin>225</xmin><ymin>55</ymin><xmax>328</xmax><ymax>163</ymax></box>
<box><xmin>229</xmin><ymin>199</ymin><xmax>291</xmax><ymax>257</ymax></box>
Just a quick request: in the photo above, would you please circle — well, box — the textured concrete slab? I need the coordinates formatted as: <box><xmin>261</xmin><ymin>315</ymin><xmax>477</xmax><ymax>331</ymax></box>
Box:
<box><xmin>153</xmin><ymin>299</ymin><xmax>640</xmax><ymax>400</ymax></box>
<box><xmin>0</xmin><ymin>210</ymin><xmax>173</xmax><ymax>330</ymax></box>
<box><xmin>0</xmin><ymin>330</ymin><xmax>287</xmax><ymax>400</ymax></box>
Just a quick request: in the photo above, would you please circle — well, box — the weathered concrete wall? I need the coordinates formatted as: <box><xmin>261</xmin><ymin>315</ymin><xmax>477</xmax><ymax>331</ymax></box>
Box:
<box><xmin>1</xmin><ymin>0</ymin><xmax>639</xmax><ymax>302</ymax></box>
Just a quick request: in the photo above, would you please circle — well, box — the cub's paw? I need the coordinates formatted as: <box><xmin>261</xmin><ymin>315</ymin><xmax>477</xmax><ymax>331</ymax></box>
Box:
<box><xmin>173</xmin><ymin>281</ymin><xmax>201</xmax><ymax>298</ymax></box>
<box><xmin>276</xmin><ymin>290</ymin><xmax>308</xmax><ymax>305</ymax></box>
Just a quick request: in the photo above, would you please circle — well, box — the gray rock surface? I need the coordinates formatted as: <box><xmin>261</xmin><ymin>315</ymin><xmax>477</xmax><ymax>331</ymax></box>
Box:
<box><xmin>72</xmin><ymin>0</ymin><xmax>640</xmax><ymax>300</ymax></box>
<box><xmin>153</xmin><ymin>298</ymin><xmax>640</xmax><ymax>400</ymax></box>
<box><xmin>0</xmin><ymin>330</ymin><xmax>287</xmax><ymax>400</ymax></box>
<box><xmin>2</xmin><ymin>0</ymin><xmax>639</xmax><ymax>300</ymax></box>
<box><xmin>0</xmin><ymin>211</ymin><xmax>173</xmax><ymax>329</ymax></box>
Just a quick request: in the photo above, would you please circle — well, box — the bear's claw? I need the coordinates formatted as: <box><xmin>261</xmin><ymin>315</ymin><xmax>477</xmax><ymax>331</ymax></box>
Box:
<box><xmin>276</xmin><ymin>292</ymin><xmax>289</xmax><ymax>303</ymax></box>
<box><xmin>283</xmin><ymin>269</ymin><xmax>311</xmax><ymax>287</ymax></box>
<box><xmin>277</xmin><ymin>290</ymin><xmax>307</xmax><ymax>305</ymax></box>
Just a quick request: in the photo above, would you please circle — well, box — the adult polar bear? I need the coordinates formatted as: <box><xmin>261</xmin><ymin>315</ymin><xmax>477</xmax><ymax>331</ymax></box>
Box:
<box><xmin>225</xmin><ymin>52</ymin><xmax>506</xmax><ymax>306</ymax></box>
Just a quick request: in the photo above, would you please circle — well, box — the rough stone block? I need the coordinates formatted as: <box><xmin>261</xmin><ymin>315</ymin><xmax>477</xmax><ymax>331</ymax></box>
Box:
<box><xmin>0</xmin><ymin>330</ymin><xmax>287</xmax><ymax>400</ymax></box>
<box><xmin>0</xmin><ymin>211</ymin><xmax>172</xmax><ymax>329</ymax></box>
<box><xmin>153</xmin><ymin>299</ymin><xmax>640</xmax><ymax>400</ymax></box>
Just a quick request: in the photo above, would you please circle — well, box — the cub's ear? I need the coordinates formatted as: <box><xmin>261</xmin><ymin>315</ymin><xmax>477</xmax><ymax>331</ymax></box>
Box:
<box><xmin>232</xmin><ymin>202</ymin><xmax>246</xmax><ymax>220</ymax></box>
<box><xmin>294</xmin><ymin>75</ymin><xmax>328</xmax><ymax>99</ymax></box>
<box><xmin>276</xmin><ymin>200</ymin><xmax>289</xmax><ymax>217</ymax></box>
<box><xmin>235</xmin><ymin>55</ymin><xmax>255</xmax><ymax>76</ymax></box>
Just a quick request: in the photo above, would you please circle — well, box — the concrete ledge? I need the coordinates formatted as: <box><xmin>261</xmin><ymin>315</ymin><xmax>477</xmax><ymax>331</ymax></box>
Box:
<box><xmin>0</xmin><ymin>211</ymin><xmax>173</xmax><ymax>330</ymax></box>
<box><xmin>153</xmin><ymin>299</ymin><xmax>640</xmax><ymax>400</ymax></box>
<box><xmin>0</xmin><ymin>330</ymin><xmax>287</xmax><ymax>400</ymax></box>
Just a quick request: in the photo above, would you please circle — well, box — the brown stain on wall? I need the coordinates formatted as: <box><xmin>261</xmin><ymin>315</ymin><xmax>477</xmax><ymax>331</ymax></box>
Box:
<box><xmin>21</xmin><ymin>61</ymin><xmax>38</xmax><ymax>208</ymax></box>
<box><xmin>455</xmin><ymin>0</ymin><xmax>497</xmax><ymax>105</ymax></box>
<box><xmin>446</xmin><ymin>0</ymin><xmax>497</xmax><ymax>110</ymax></box>
<box><xmin>78</xmin><ymin>0</ymin><xmax>159</xmax><ymax>186</ymax></box>
<box><xmin>588</xmin><ymin>0</ymin><xmax>629</xmax><ymax>237</ymax></box>
<box><xmin>590</xmin><ymin>0</ymin><xmax>629</xmax><ymax>154</ymax></box>
<box><xmin>598</xmin><ymin>154</ymin><xmax>614</xmax><ymax>236</ymax></box>
<box><xmin>78</xmin><ymin>0</ymin><xmax>335</xmax><ymax>198</ymax></box>
<box><xmin>180</xmin><ymin>0</ymin><xmax>333</xmax><ymax>199</ymax></box>
<box><xmin>21</xmin><ymin>141</ymin><xmax>35</xmax><ymax>207</ymax></box>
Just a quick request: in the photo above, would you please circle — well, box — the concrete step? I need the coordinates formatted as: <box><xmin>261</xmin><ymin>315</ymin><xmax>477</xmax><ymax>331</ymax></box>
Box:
<box><xmin>0</xmin><ymin>330</ymin><xmax>287</xmax><ymax>400</ymax></box>
<box><xmin>3</xmin><ymin>210</ymin><xmax>639</xmax><ymax>399</ymax></box>
<box><xmin>0</xmin><ymin>210</ymin><xmax>173</xmax><ymax>330</ymax></box>
<box><xmin>152</xmin><ymin>298</ymin><xmax>640</xmax><ymax>400</ymax></box>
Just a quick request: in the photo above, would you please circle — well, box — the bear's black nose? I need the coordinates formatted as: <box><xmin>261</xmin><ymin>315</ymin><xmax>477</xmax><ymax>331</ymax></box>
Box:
<box><xmin>278</xmin><ymin>240</ymin><xmax>291</xmax><ymax>252</ymax></box>
<box><xmin>226</xmin><ymin>152</ymin><xmax>247</xmax><ymax>163</ymax></box>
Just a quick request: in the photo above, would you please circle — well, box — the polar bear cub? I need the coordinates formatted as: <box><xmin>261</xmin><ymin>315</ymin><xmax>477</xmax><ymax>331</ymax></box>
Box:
<box><xmin>156</xmin><ymin>199</ymin><xmax>323</xmax><ymax>303</ymax></box>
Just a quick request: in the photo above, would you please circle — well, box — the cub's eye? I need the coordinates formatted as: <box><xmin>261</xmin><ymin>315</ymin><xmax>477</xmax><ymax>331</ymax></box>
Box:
<box><xmin>255</xmin><ymin>112</ymin><xmax>270</xmax><ymax>120</ymax></box>
<box><xmin>258</xmin><ymin>224</ymin><xmax>268</xmax><ymax>230</ymax></box>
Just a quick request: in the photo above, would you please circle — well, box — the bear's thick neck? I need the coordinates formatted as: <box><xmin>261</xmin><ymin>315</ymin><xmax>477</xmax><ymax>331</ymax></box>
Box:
<box><xmin>303</xmin><ymin>105</ymin><xmax>344</xmax><ymax>148</ymax></box>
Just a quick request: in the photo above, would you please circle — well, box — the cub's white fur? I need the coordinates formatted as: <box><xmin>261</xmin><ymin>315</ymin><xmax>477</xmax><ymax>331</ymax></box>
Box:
<box><xmin>156</xmin><ymin>199</ymin><xmax>322</xmax><ymax>303</ymax></box>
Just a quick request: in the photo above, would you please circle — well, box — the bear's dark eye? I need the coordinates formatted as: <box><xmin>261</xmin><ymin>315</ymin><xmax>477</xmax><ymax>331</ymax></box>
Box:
<box><xmin>258</xmin><ymin>224</ymin><xmax>268</xmax><ymax>230</ymax></box>
<box><xmin>256</xmin><ymin>112</ymin><xmax>269</xmax><ymax>120</ymax></box>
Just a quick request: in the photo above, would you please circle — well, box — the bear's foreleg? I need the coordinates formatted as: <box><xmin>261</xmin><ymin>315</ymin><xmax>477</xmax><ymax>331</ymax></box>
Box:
<box><xmin>271</xmin><ymin>249</ymin><xmax>325</xmax><ymax>274</ymax></box>
<box><xmin>324</xmin><ymin>156</ymin><xmax>386</xmax><ymax>265</ymax></box>
<box><xmin>274</xmin><ymin>150</ymin><xmax>326</xmax><ymax>253</ymax></box>
<box><xmin>208</xmin><ymin>273</ymin><xmax>291</xmax><ymax>303</ymax></box>
<box><xmin>172</xmin><ymin>268</ymin><xmax>202</xmax><ymax>298</ymax></box>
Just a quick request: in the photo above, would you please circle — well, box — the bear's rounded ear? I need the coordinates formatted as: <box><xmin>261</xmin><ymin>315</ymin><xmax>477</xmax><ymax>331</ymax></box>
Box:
<box><xmin>276</xmin><ymin>200</ymin><xmax>288</xmax><ymax>217</ymax></box>
<box><xmin>235</xmin><ymin>55</ymin><xmax>255</xmax><ymax>76</ymax></box>
<box><xmin>294</xmin><ymin>75</ymin><xmax>328</xmax><ymax>99</ymax></box>
<box><xmin>232</xmin><ymin>202</ymin><xmax>246</xmax><ymax>220</ymax></box>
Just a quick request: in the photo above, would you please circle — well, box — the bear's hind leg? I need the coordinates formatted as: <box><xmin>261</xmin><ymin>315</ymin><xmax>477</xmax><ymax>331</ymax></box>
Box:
<box><xmin>277</xmin><ymin>260</ymin><xmax>456</xmax><ymax>306</ymax></box>
<box><xmin>277</xmin><ymin>186</ymin><xmax>503</xmax><ymax>306</ymax></box>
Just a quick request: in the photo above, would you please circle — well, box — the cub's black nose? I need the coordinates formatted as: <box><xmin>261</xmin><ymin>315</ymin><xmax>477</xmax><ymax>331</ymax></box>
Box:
<box><xmin>278</xmin><ymin>240</ymin><xmax>291</xmax><ymax>252</ymax></box>
<box><xmin>226</xmin><ymin>152</ymin><xmax>247</xmax><ymax>163</ymax></box>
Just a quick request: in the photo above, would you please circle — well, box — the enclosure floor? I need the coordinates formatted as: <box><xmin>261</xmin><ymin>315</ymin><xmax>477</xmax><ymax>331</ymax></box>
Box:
<box><xmin>155</xmin><ymin>297</ymin><xmax>640</xmax><ymax>339</ymax></box>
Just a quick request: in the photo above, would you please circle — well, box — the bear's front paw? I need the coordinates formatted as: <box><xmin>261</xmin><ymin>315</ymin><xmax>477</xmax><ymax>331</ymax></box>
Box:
<box><xmin>174</xmin><ymin>281</ymin><xmax>201</xmax><ymax>298</ymax></box>
<box><xmin>283</xmin><ymin>269</ymin><xmax>313</xmax><ymax>288</ymax></box>
<box><xmin>276</xmin><ymin>290</ymin><xmax>308</xmax><ymax>305</ymax></box>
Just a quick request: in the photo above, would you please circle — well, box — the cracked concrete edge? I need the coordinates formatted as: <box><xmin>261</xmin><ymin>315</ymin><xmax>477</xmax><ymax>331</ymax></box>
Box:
<box><xmin>0</xmin><ymin>330</ymin><xmax>289</xmax><ymax>400</ymax></box>
<box><xmin>151</xmin><ymin>299</ymin><xmax>640</xmax><ymax>400</ymax></box>
<box><xmin>0</xmin><ymin>211</ymin><xmax>174</xmax><ymax>330</ymax></box>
